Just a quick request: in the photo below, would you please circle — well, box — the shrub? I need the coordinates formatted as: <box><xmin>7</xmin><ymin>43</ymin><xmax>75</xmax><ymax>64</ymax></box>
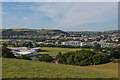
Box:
<box><xmin>39</xmin><ymin>54</ymin><xmax>53</xmax><ymax>62</ymax></box>
<box><xmin>2</xmin><ymin>46</ymin><xmax>16</xmax><ymax>58</ymax></box>
<box><xmin>112</xmin><ymin>59</ymin><xmax>120</xmax><ymax>63</ymax></box>
<box><xmin>17</xmin><ymin>55</ymin><xmax>32</xmax><ymax>60</ymax></box>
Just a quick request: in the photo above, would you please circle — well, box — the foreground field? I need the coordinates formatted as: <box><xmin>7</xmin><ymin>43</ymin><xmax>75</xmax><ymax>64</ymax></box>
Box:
<box><xmin>2</xmin><ymin>58</ymin><xmax>118</xmax><ymax>78</ymax></box>
<box><xmin>39</xmin><ymin>47</ymin><xmax>91</xmax><ymax>55</ymax></box>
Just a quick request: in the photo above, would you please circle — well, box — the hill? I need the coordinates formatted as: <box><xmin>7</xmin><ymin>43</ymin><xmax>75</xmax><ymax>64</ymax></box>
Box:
<box><xmin>37</xmin><ymin>29</ymin><xmax>68</xmax><ymax>34</ymax></box>
<box><xmin>68</xmin><ymin>30</ymin><xmax>118</xmax><ymax>35</ymax></box>
<box><xmin>2</xmin><ymin>58</ymin><xmax>118</xmax><ymax>78</ymax></box>
<box><xmin>2</xmin><ymin>29</ymin><xmax>68</xmax><ymax>36</ymax></box>
<box><xmin>2</xmin><ymin>29</ymin><xmax>118</xmax><ymax>36</ymax></box>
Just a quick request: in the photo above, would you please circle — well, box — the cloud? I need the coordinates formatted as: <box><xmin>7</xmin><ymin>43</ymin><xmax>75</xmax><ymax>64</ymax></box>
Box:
<box><xmin>0</xmin><ymin>11</ymin><xmax>7</xmax><ymax>15</ymax></box>
<box><xmin>2</xmin><ymin>0</ymin><xmax>119</xmax><ymax>2</ymax></box>
<box><xmin>2</xmin><ymin>2</ymin><xmax>117</xmax><ymax>31</ymax></box>
<box><xmin>31</xmin><ymin>2</ymin><xmax>117</xmax><ymax>28</ymax></box>
<box><xmin>23</xmin><ymin>17</ymin><xmax>28</xmax><ymax>20</ymax></box>
<box><xmin>18</xmin><ymin>11</ymin><xmax>23</xmax><ymax>14</ymax></box>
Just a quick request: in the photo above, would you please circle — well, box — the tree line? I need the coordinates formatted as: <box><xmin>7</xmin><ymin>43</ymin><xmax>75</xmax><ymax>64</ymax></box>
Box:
<box><xmin>56</xmin><ymin>50</ymin><xmax>110</xmax><ymax>66</ymax></box>
<box><xmin>2</xmin><ymin>45</ymin><xmax>120</xmax><ymax>66</ymax></box>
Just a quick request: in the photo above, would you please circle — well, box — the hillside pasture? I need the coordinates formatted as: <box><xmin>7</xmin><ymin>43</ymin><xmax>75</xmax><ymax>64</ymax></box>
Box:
<box><xmin>2</xmin><ymin>58</ymin><xmax>118</xmax><ymax>78</ymax></box>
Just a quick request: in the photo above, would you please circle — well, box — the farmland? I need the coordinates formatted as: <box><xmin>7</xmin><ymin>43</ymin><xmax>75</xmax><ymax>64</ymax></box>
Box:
<box><xmin>38</xmin><ymin>47</ymin><xmax>92</xmax><ymax>55</ymax></box>
<box><xmin>0</xmin><ymin>39</ymin><xmax>10</xmax><ymax>42</ymax></box>
<box><xmin>0</xmin><ymin>39</ymin><xmax>32</xmax><ymax>42</ymax></box>
<box><xmin>2</xmin><ymin>58</ymin><xmax>118</xmax><ymax>78</ymax></box>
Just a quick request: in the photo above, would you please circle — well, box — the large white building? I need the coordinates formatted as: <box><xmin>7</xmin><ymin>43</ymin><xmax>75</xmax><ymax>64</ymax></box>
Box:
<box><xmin>61</xmin><ymin>41</ymin><xmax>83</xmax><ymax>46</ymax></box>
<box><xmin>61</xmin><ymin>41</ymin><xmax>115</xmax><ymax>47</ymax></box>
<box><xmin>92</xmin><ymin>41</ymin><xmax>115</xmax><ymax>48</ymax></box>
<box><xmin>8</xmin><ymin>47</ymin><xmax>38</xmax><ymax>57</ymax></box>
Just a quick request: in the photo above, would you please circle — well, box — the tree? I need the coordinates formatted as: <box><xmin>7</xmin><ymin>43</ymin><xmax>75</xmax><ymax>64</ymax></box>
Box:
<box><xmin>67</xmin><ymin>55</ymin><xmax>74</xmax><ymax>65</ymax></box>
<box><xmin>109</xmin><ymin>47</ymin><xmax>120</xmax><ymax>59</ymax></box>
<box><xmin>118</xmin><ymin>38</ymin><xmax>120</xmax><ymax>43</ymax></box>
<box><xmin>94</xmin><ymin>43</ymin><xmax>101</xmax><ymax>51</ymax></box>
<box><xmin>58</xmin><ymin>49</ymin><xmax>110</xmax><ymax>66</ymax></box>
<box><xmin>2</xmin><ymin>46</ymin><xmax>16</xmax><ymax>58</ymax></box>
<box><xmin>56</xmin><ymin>52</ymin><xmax>62</xmax><ymax>59</ymax></box>
<box><xmin>39</xmin><ymin>54</ymin><xmax>53</xmax><ymax>62</ymax></box>
<box><xmin>27</xmin><ymin>42</ymin><xmax>33</xmax><ymax>48</ymax></box>
<box><xmin>94</xmin><ymin>43</ymin><xmax>101</xmax><ymax>48</ymax></box>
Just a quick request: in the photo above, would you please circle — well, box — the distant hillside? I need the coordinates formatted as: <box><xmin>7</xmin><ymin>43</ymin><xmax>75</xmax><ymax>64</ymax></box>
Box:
<box><xmin>68</xmin><ymin>30</ymin><xmax>119</xmax><ymax>35</ymax></box>
<box><xmin>36</xmin><ymin>29</ymin><xmax>68</xmax><ymax>34</ymax></box>
<box><xmin>2</xmin><ymin>29</ymin><xmax>68</xmax><ymax>36</ymax></box>
<box><xmin>1</xmin><ymin>29</ymin><xmax>119</xmax><ymax>37</ymax></box>
<box><xmin>2</xmin><ymin>58</ymin><xmax>118</xmax><ymax>78</ymax></box>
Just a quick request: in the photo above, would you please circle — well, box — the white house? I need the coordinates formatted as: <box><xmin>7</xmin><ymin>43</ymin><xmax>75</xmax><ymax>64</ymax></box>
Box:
<box><xmin>92</xmin><ymin>41</ymin><xmax>114</xmax><ymax>47</ymax></box>
<box><xmin>61</xmin><ymin>41</ymin><xmax>83</xmax><ymax>46</ymax></box>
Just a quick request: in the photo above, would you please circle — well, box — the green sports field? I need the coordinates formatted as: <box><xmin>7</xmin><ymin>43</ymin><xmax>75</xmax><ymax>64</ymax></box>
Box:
<box><xmin>2</xmin><ymin>58</ymin><xmax>118</xmax><ymax>78</ymax></box>
<box><xmin>0</xmin><ymin>39</ymin><xmax>32</xmax><ymax>42</ymax></box>
<box><xmin>38</xmin><ymin>47</ymin><xmax>92</xmax><ymax>55</ymax></box>
<box><xmin>0</xmin><ymin>39</ymin><xmax>10</xmax><ymax>42</ymax></box>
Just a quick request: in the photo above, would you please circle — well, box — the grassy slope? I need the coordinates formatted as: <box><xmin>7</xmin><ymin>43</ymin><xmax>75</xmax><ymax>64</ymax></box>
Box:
<box><xmin>39</xmin><ymin>47</ymin><xmax>92</xmax><ymax>55</ymax></box>
<box><xmin>37</xmin><ymin>29</ymin><xmax>67</xmax><ymax>34</ymax></box>
<box><xmin>2</xmin><ymin>29</ymin><xmax>68</xmax><ymax>35</ymax></box>
<box><xmin>2</xmin><ymin>58</ymin><xmax>118</xmax><ymax>78</ymax></box>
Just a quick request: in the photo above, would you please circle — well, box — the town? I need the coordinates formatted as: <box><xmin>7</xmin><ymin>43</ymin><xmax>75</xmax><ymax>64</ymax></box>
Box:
<box><xmin>1</xmin><ymin>29</ymin><xmax>120</xmax><ymax>64</ymax></box>
<box><xmin>1</xmin><ymin>29</ymin><xmax>120</xmax><ymax>48</ymax></box>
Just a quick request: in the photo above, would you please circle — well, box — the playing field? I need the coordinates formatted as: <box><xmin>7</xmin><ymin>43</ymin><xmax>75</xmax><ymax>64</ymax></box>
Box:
<box><xmin>0</xmin><ymin>39</ymin><xmax>10</xmax><ymax>42</ymax></box>
<box><xmin>38</xmin><ymin>47</ymin><xmax>92</xmax><ymax>55</ymax></box>
<box><xmin>2</xmin><ymin>58</ymin><xmax>118</xmax><ymax>78</ymax></box>
<box><xmin>0</xmin><ymin>39</ymin><xmax>32</xmax><ymax>42</ymax></box>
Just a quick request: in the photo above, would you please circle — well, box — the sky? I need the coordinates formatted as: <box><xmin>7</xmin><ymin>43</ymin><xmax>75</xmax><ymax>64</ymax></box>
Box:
<box><xmin>2</xmin><ymin>2</ymin><xmax>118</xmax><ymax>31</ymax></box>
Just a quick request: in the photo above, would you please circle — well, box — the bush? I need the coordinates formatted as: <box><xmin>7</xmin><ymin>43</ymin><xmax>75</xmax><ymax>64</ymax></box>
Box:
<box><xmin>17</xmin><ymin>55</ymin><xmax>32</xmax><ymax>60</ymax></box>
<box><xmin>2</xmin><ymin>46</ymin><xmax>16</xmax><ymax>58</ymax></box>
<box><xmin>39</xmin><ymin>54</ymin><xmax>53</xmax><ymax>62</ymax></box>
<box><xmin>112</xmin><ymin>59</ymin><xmax>120</xmax><ymax>63</ymax></box>
<box><xmin>56</xmin><ymin>52</ymin><xmax>62</xmax><ymax>59</ymax></box>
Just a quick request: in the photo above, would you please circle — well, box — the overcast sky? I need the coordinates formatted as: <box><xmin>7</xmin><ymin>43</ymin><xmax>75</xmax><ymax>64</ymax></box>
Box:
<box><xmin>2</xmin><ymin>2</ymin><xmax>118</xmax><ymax>31</ymax></box>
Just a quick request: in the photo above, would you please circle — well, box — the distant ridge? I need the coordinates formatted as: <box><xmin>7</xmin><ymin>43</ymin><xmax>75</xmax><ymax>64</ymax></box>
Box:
<box><xmin>1</xmin><ymin>28</ymin><xmax>118</xmax><ymax>36</ymax></box>
<box><xmin>2</xmin><ymin>28</ymin><xmax>69</xmax><ymax>36</ymax></box>
<box><xmin>68</xmin><ymin>30</ymin><xmax>119</xmax><ymax>35</ymax></box>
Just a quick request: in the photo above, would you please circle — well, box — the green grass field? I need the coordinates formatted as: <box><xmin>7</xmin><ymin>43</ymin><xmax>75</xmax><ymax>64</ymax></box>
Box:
<box><xmin>39</xmin><ymin>47</ymin><xmax>92</xmax><ymax>55</ymax></box>
<box><xmin>2</xmin><ymin>58</ymin><xmax>118</xmax><ymax>78</ymax></box>
<box><xmin>0</xmin><ymin>39</ymin><xmax>10</xmax><ymax>42</ymax></box>
<box><xmin>0</xmin><ymin>39</ymin><xmax>32</xmax><ymax>42</ymax></box>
